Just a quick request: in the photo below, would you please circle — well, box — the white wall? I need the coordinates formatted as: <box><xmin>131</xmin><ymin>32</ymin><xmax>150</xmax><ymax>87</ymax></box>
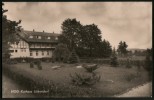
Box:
<box><xmin>9</xmin><ymin>40</ymin><xmax>54</xmax><ymax>59</ymax></box>
<box><xmin>10</xmin><ymin>40</ymin><xmax>30</xmax><ymax>58</ymax></box>
<box><xmin>30</xmin><ymin>50</ymin><xmax>52</xmax><ymax>58</ymax></box>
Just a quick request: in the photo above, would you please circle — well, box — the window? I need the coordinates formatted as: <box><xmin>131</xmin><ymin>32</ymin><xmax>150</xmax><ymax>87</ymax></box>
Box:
<box><xmin>21</xmin><ymin>49</ymin><xmax>23</xmax><ymax>52</ymax></box>
<box><xmin>42</xmin><ymin>51</ymin><xmax>44</xmax><ymax>56</ymax></box>
<box><xmin>36</xmin><ymin>51</ymin><xmax>38</xmax><ymax>56</ymax></box>
<box><xmin>47</xmin><ymin>37</ymin><xmax>50</xmax><ymax>39</ymax></box>
<box><xmin>24</xmin><ymin>49</ymin><xmax>26</xmax><ymax>52</ymax></box>
<box><xmin>47</xmin><ymin>51</ymin><xmax>49</xmax><ymax>55</ymax></box>
<box><xmin>29</xmin><ymin>36</ymin><xmax>33</xmax><ymax>38</ymax></box>
<box><xmin>30</xmin><ymin>52</ymin><xmax>33</xmax><ymax>56</ymax></box>
<box><xmin>38</xmin><ymin>36</ymin><xmax>41</xmax><ymax>39</ymax></box>
<box><xmin>15</xmin><ymin>50</ymin><xmax>18</xmax><ymax>52</ymax></box>
<box><xmin>55</xmin><ymin>37</ymin><xmax>58</xmax><ymax>40</ymax></box>
<box><xmin>10</xmin><ymin>50</ymin><xmax>14</xmax><ymax>53</ymax></box>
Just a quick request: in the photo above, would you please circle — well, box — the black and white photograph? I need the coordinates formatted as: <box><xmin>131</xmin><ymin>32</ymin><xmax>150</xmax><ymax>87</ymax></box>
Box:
<box><xmin>2</xmin><ymin>1</ymin><xmax>152</xmax><ymax>98</ymax></box>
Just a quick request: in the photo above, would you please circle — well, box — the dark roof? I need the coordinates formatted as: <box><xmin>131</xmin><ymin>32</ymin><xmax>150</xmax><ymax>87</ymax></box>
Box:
<box><xmin>17</xmin><ymin>30</ymin><xmax>60</xmax><ymax>43</ymax></box>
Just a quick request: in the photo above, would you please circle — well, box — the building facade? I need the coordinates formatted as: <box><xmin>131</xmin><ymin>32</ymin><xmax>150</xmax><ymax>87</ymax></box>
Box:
<box><xmin>9</xmin><ymin>30</ymin><xmax>59</xmax><ymax>59</ymax></box>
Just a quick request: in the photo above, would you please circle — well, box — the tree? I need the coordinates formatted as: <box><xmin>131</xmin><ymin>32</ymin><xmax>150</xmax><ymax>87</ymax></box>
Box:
<box><xmin>68</xmin><ymin>49</ymin><xmax>79</xmax><ymax>64</ymax></box>
<box><xmin>112</xmin><ymin>47</ymin><xmax>116</xmax><ymax>56</ymax></box>
<box><xmin>97</xmin><ymin>39</ymin><xmax>112</xmax><ymax>58</ymax></box>
<box><xmin>60</xmin><ymin>18</ymin><xmax>83</xmax><ymax>51</ymax></box>
<box><xmin>52</xmin><ymin>43</ymin><xmax>70</xmax><ymax>63</ymax></box>
<box><xmin>117</xmin><ymin>41</ymin><xmax>128</xmax><ymax>56</ymax></box>
<box><xmin>82</xmin><ymin>24</ymin><xmax>102</xmax><ymax>57</ymax></box>
<box><xmin>2</xmin><ymin>2</ymin><xmax>22</xmax><ymax>61</ymax></box>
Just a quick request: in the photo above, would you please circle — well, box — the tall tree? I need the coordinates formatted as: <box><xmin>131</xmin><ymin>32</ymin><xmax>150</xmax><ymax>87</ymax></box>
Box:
<box><xmin>60</xmin><ymin>18</ymin><xmax>83</xmax><ymax>51</ymax></box>
<box><xmin>2</xmin><ymin>2</ymin><xmax>21</xmax><ymax>60</ymax></box>
<box><xmin>117</xmin><ymin>41</ymin><xmax>128</xmax><ymax>56</ymax></box>
<box><xmin>97</xmin><ymin>39</ymin><xmax>112</xmax><ymax>58</ymax></box>
<box><xmin>82</xmin><ymin>24</ymin><xmax>102</xmax><ymax>57</ymax></box>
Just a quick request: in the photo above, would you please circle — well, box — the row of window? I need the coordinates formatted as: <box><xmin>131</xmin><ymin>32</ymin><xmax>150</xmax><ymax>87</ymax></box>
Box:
<box><xmin>29</xmin><ymin>35</ymin><xmax>58</xmax><ymax>40</ymax></box>
<box><xmin>11</xmin><ymin>49</ymin><xmax>27</xmax><ymax>53</ymax></box>
<box><xmin>30</xmin><ymin>51</ymin><xmax>50</xmax><ymax>56</ymax></box>
<box><xmin>29</xmin><ymin>43</ymin><xmax>51</xmax><ymax>47</ymax></box>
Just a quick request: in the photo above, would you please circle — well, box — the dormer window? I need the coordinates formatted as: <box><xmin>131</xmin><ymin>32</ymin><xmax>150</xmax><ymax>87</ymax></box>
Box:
<box><xmin>47</xmin><ymin>37</ymin><xmax>50</xmax><ymax>39</ymax></box>
<box><xmin>36</xmin><ymin>36</ymin><xmax>41</xmax><ymax>39</ymax></box>
<box><xmin>29</xmin><ymin>36</ymin><xmax>33</xmax><ymax>38</ymax></box>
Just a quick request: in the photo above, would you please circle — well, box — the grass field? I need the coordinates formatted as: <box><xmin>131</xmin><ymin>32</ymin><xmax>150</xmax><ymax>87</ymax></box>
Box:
<box><xmin>3</xmin><ymin>62</ymin><xmax>150</xmax><ymax>97</ymax></box>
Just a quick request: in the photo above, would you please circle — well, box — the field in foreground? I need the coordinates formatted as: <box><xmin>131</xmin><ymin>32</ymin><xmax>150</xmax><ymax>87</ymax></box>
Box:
<box><xmin>3</xmin><ymin>62</ymin><xmax>151</xmax><ymax>97</ymax></box>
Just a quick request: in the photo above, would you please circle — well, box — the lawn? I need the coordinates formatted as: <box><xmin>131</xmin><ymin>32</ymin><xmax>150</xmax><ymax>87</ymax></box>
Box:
<box><xmin>3</xmin><ymin>62</ymin><xmax>150</xmax><ymax>97</ymax></box>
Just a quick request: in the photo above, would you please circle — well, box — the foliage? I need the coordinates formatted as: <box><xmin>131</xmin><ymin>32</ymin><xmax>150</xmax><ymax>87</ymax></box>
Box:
<box><xmin>60</xmin><ymin>18</ymin><xmax>112</xmax><ymax>58</ymax></box>
<box><xmin>96</xmin><ymin>39</ymin><xmax>112</xmax><ymax>58</ymax></box>
<box><xmin>143</xmin><ymin>55</ymin><xmax>152</xmax><ymax>72</ymax></box>
<box><xmin>70</xmin><ymin>64</ymin><xmax>100</xmax><ymax>86</ymax></box>
<box><xmin>33</xmin><ymin>59</ymin><xmax>41</xmax><ymax>66</ymax></box>
<box><xmin>60</xmin><ymin>18</ymin><xmax>83</xmax><ymax>51</ymax></box>
<box><xmin>37</xmin><ymin>65</ymin><xmax>42</xmax><ymax>70</ymax></box>
<box><xmin>6</xmin><ymin>59</ymin><xmax>18</xmax><ymax>64</ymax></box>
<box><xmin>117</xmin><ymin>41</ymin><xmax>128</xmax><ymax>56</ymax></box>
<box><xmin>110</xmin><ymin>55</ymin><xmax>118</xmax><ymax>67</ymax></box>
<box><xmin>2</xmin><ymin>2</ymin><xmax>22</xmax><ymax>61</ymax></box>
<box><xmin>52</xmin><ymin>43</ymin><xmax>70</xmax><ymax>63</ymax></box>
<box><xmin>30</xmin><ymin>62</ymin><xmax>34</xmax><ymax>68</ymax></box>
<box><xmin>70</xmin><ymin>72</ymin><xmax>101</xmax><ymax>86</ymax></box>
<box><xmin>81</xmin><ymin>24</ymin><xmax>102</xmax><ymax>57</ymax></box>
<box><xmin>125</xmin><ymin>58</ymin><xmax>132</xmax><ymax>68</ymax></box>
<box><xmin>68</xmin><ymin>49</ymin><xmax>79</xmax><ymax>64</ymax></box>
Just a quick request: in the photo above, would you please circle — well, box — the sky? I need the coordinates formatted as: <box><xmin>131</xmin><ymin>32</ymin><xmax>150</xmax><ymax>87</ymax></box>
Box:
<box><xmin>3</xmin><ymin>2</ymin><xmax>152</xmax><ymax>49</ymax></box>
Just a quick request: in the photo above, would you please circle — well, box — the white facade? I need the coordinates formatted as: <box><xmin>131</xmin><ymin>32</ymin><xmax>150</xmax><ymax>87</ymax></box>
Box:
<box><xmin>9</xmin><ymin>40</ymin><xmax>55</xmax><ymax>59</ymax></box>
<box><xmin>10</xmin><ymin>40</ymin><xmax>30</xmax><ymax>58</ymax></box>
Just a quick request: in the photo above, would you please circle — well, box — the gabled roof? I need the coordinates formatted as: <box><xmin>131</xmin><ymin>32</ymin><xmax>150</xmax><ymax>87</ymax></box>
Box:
<box><xmin>17</xmin><ymin>30</ymin><xmax>60</xmax><ymax>43</ymax></box>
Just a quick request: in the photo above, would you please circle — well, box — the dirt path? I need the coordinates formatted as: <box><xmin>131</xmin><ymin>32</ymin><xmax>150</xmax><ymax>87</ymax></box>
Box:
<box><xmin>2</xmin><ymin>75</ymin><xmax>35</xmax><ymax>98</ymax></box>
<box><xmin>115</xmin><ymin>82</ymin><xmax>152</xmax><ymax>97</ymax></box>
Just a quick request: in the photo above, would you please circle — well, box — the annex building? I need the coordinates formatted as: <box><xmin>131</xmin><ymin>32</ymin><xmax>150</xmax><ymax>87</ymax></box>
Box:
<box><xmin>9</xmin><ymin>30</ymin><xmax>59</xmax><ymax>59</ymax></box>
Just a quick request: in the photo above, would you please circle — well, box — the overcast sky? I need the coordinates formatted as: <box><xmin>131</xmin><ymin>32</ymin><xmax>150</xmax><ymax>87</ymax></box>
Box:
<box><xmin>3</xmin><ymin>2</ymin><xmax>152</xmax><ymax>49</ymax></box>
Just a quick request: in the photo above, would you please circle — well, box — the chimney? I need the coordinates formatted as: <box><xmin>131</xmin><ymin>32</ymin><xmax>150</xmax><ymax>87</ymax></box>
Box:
<box><xmin>43</xmin><ymin>30</ymin><xmax>44</xmax><ymax>33</ymax></box>
<box><xmin>33</xmin><ymin>29</ymin><xmax>35</xmax><ymax>32</ymax></box>
<box><xmin>53</xmin><ymin>31</ymin><xmax>54</xmax><ymax>34</ymax></box>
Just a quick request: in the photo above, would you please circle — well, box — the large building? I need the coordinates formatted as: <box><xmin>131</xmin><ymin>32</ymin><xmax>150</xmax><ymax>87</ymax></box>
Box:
<box><xmin>9</xmin><ymin>30</ymin><xmax>59</xmax><ymax>59</ymax></box>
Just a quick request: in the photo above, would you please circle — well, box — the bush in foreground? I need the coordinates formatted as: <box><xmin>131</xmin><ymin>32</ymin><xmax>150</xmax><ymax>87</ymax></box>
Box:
<box><xmin>70</xmin><ymin>72</ymin><xmax>100</xmax><ymax>86</ymax></box>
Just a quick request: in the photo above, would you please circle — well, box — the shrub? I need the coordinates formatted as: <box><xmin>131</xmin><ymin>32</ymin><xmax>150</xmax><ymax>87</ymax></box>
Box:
<box><xmin>7</xmin><ymin>59</ymin><xmax>18</xmax><ymax>64</ymax></box>
<box><xmin>33</xmin><ymin>59</ymin><xmax>41</xmax><ymax>66</ymax></box>
<box><xmin>68</xmin><ymin>49</ymin><xmax>79</xmax><ymax>64</ymax></box>
<box><xmin>110</xmin><ymin>55</ymin><xmax>118</xmax><ymax>67</ymax></box>
<box><xmin>37</xmin><ymin>65</ymin><xmax>42</xmax><ymax>70</ymax></box>
<box><xmin>53</xmin><ymin>43</ymin><xmax>70</xmax><ymax>63</ymax></box>
<box><xmin>125</xmin><ymin>74</ymin><xmax>137</xmax><ymax>82</ymax></box>
<box><xmin>70</xmin><ymin>72</ymin><xmax>100</xmax><ymax>86</ymax></box>
<box><xmin>30</xmin><ymin>62</ymin><xmax>34</xmax><ymax>68</ymax></box>
<box><xmin>143</xmin><ymin>55</ymin><xmax>152</xmax><ymax>71</ymax></box>
<box><xmin>126</xmin><ymin>58</ymin><xmax>132</xmax><ymax>68</ymax></box>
